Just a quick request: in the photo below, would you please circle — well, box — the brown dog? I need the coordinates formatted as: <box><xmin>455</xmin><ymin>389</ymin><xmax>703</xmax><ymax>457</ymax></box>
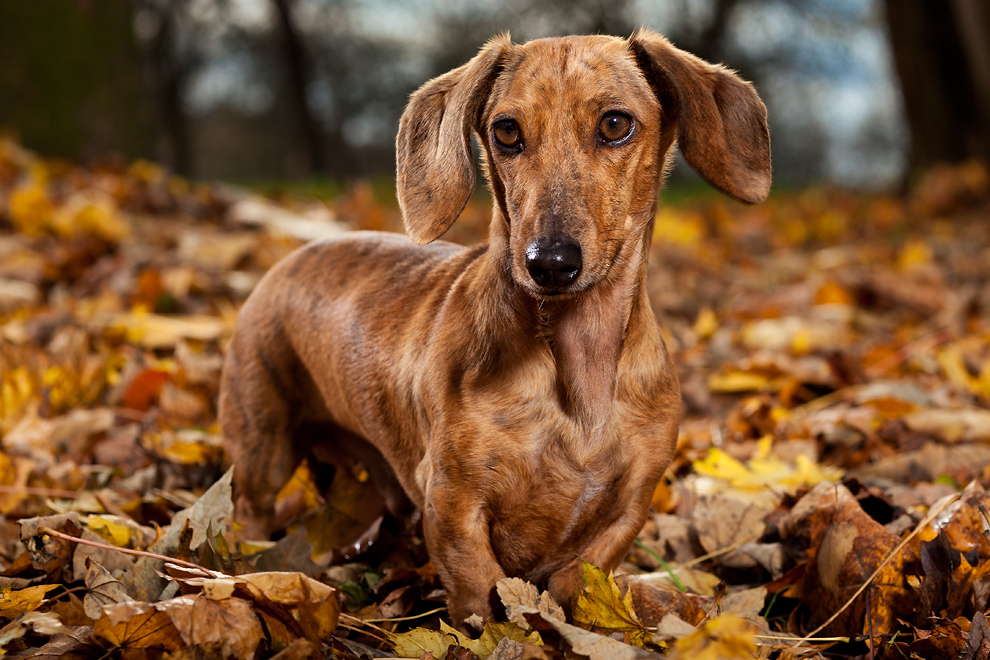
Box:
<box><xmin>219</xmin><ymin>28</ymin><xmax>770</xmax><ymax>626</ymax></box>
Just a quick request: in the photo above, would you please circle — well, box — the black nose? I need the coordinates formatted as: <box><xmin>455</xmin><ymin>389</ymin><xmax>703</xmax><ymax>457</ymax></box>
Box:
<box><xmin>525</xmin><ymin>238</ymin><xmax>582</xmax><ymax>289</ymax></box>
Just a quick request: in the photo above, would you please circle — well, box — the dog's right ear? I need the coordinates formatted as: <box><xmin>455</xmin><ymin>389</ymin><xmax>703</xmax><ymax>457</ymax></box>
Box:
<box><xmin>629</xmin><ymin>28</ymin><xmax>771</xmax><ymax>204</ymax></box>
<box><xmin>396</xmin><ymin>36</ymin><xmax>511</xmax><ymax>245</ymax></box>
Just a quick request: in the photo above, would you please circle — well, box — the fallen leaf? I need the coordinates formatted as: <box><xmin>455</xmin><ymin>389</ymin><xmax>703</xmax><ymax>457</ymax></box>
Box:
<box><xmin>83</xmin><ymin>558</ymin><xmax>133</xmax><ymax>619</ymax></box>
<box><xmin>668</xmin><ymin>614</ymin><xmax>760</xmax><ymax>660</ymax></box>
<box><xmin>902</xmin><ymin>408</ymin><xmax>990</xmax><ymax>443</ymax></box>
<box><xmin>158</xmin><ymin>593</ymin><xmax>265</xmax><ymax>660</ymax></box>
<box><xmin>0</xmin><ymin>584</ymin><xmax>60</xmax><ymax>619</ymax></box>
<box><xmin>497</xmin><ymin>577</ymin><xmax>565</xmax><ymax>627</ymax></box>
<box><xmin>0</xmin><ymin>611</ymin><xmax>73</xmax><ymax>649</ymax></box>
<box><xmin>522</xmin><ymin>607</ymin><xmax>662</xmax><ymax>659</ymax></box>
<box><xmin>92</xmin><ymin>600</ymin><xmax>183</xmax><ymax>650</ymax></box>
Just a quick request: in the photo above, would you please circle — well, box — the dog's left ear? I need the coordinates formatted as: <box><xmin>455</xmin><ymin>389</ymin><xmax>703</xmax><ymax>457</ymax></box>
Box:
<box><xmin>396</xmin><ymin>35</ymin><xmax>511</xmax><ymax>244</ymax></box>
<box><xmin>629</xmin><ymin>28</ymin><xmax>771</xmax><ymax>204</ymax></box>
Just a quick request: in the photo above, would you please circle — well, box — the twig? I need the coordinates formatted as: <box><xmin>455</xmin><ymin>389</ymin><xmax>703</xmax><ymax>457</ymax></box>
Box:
<box><xmin>789</xmin><ymin>386</ymin><xmax>858</xmax><ymax>419</ymax></box>
<box><xmin>789</xmin><ymin>493</ymin><xmax>961</xmax><ymax>649</ymax></box>
<box><xmin>0</xmin><ymin>485</ymin><xmax>80</xmax><ymax>498</ymax></box>
<box><xmin>38</xmin><ymin>526</ymin><xmax>207</xmax><ymax>572</ymax></box>
<box><xmin>696</xmin><ymin>582</ymin><xmax>725</xmax><ymax>627</ymax></box>
<box><xmin>863</xmin><ymin>328</ymin><xmax>951</xmax><ymax>378</ymax></box>
<box><xmin>337</xmin><ymin>621</ymin><xmax>394</xmax><ymax>647</ymax></box>
<box><xmin>340</xmin><ymin>612</ymin><xmax>393</xmax><ymax>637</ymax></box>
<box><xmin>359</xmin><ymin>606</ymin><xmax>448</xmax><ymax>623</ymax></box>
<box><xmin>753</xmin><ymin>634</ymin><xmax>848</xmax><ymax>643</ymax></box>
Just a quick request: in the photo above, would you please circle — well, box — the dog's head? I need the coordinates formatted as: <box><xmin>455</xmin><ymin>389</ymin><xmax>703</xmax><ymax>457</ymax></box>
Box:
<box><xmin>396</xmin><ymin>29</ymin><xmax>771</xmax><ymax>299</ymax></box>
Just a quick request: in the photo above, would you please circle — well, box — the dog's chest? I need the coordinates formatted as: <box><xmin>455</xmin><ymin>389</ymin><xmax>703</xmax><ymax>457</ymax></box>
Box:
<box><xmin>482</xmin><ymin>422</ymin><xmax>629</xmax><ymax>577</ymax></box>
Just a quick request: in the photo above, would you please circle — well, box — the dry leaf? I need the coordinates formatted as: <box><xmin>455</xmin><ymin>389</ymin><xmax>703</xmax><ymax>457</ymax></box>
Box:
<box><xmin>668</xmin><ymin>614</ymin><xmax>760</xmax><ymax>660</ymax></box>
<box><xmin>83</xmin><ymin>558</ymin><xmax>134</xmax><ymax>619</ymax></box>
<box><xmin>522</xmin><ymin>608</ymin><xmax>662</xmax><ymax>659</ymax></box>
<box><xmin>0</xmin><ymin>584</ymin><xmax>60</xmax><ymax>619</ymax></box>
<box><xmin>496</xmin><ymin>577</ymin><xmax>565</xmax><ymax>627</ymax></box>
<box><xmin>158</xmin><ymin>594</ymin><xmax>265</xmax><ymax>660</ymax></box>
<box><xmin>92</xmin><ymin>600</ymin><xmax>184</xmax><ymax>650</ymax></box>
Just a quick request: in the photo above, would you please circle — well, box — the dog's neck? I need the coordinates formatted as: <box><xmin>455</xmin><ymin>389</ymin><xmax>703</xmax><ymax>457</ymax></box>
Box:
<box><xmin>484</xmin><ymin>213</ymin><xmax>655</xmax><ymax>430</ymax></box>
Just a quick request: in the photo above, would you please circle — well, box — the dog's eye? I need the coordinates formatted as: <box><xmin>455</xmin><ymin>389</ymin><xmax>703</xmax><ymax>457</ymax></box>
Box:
<box><xmin>492</xmin><ymin>119</ymin><xmax>523</xmax><ymax>151</ymax></box>
<box><xmin>598</xmin><ymin>112</ymin><xmax>633</xmax><ymax>143</ymax></box>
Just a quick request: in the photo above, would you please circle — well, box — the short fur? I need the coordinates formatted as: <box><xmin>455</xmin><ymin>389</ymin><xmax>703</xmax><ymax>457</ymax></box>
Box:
<box><xmin>219</xmin><ymin>28</ymin><xmax>770</xmax><ymax>627</ymax></box>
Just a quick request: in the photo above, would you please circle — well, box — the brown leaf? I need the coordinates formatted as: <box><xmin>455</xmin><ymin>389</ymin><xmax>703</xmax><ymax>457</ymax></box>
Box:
<box><xmin>18</xmin><ymin>512</ymin><xmax>84</xmax><ymax>579</ymax></box>
<box><xmin>83</xmin><ymin>558</ymin><xmax>133</xmax><ymax>620</ymax></box>
<box><xmin>521</xmin><ymin>608</ymin><xmax>662</xmax><ymax>659</ymax></box>
<box><xmin>902</xmin><ymin>408</ymin><xmax>990</xmax><ymax>443</ymax></box>
<box><xmin>171</xmin><ymin>570</ymin><xmax>339</xmax><ymax>643</ymax></box>
<box><xmin>0</xmin><ymin>611</ymin><xmax>74</xmax><ymax>648</ymax></box>
<box><xmin>615</xmin><ymin>575</ymin><xmax>705</xmax><ymax>628</ymax></box>
<box><xmin>158</xmin><ymin>594</ymin><xmax>265</xmax><ymax>660</ymax></box>
<box><xmin>92</xmin><ymin>601</ymin><xmax>183</xmax><ymax>650</ymax></box>
<box><xmin>15</xmin><ymin>626</ymin><xmax>98</xmax><ymax>660</ymax></box>
<box><xmin>497</xmin><ymin>577</ymin><xmax>565</xmax><ymax>627</ymax></box>
<box><xmin>780</xmin><ymin>482</ymin><xmax>914</xmax><ymax>635</ymax></box>
<box><xmin>268</xmin><ymin>638</ymin><xmax>323</xmax><ymax>660</ymax></box>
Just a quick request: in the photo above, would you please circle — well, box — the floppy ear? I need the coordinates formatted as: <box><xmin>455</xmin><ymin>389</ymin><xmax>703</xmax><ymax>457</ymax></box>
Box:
<box><xmin>396</xmin><ymin>35</ymin><xmax>511</xmax><ymax>244</ymax></box>
<box><xmin>629</xmin><ymin>28</ymin><xmax>771</xmax><ymax>204</ymax></box>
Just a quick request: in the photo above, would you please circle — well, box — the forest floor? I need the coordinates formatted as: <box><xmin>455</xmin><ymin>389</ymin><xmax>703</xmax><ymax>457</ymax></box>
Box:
<box><xmin>2</xmin><ymin>136</ymin><xmax>990</xmax><ymax>660</ymax></box>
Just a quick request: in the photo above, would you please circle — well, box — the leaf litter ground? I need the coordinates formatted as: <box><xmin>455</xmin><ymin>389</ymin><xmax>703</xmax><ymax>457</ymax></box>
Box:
<box><xmin>1</xmin><ymin>136</ymin><xmax>990</xmax><ymax>659</ymax></box>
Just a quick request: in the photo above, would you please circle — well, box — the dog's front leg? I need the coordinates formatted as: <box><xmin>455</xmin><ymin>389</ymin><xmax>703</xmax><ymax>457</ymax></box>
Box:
<box><xmin>422</xmin><ymin>481</ymin><xmax>505</xmax><ymax>629</ymax></box>
<box><xmin>546</xmin><ymin>500</ymin><xmax>654</xmax><ymax>611</ymax></box>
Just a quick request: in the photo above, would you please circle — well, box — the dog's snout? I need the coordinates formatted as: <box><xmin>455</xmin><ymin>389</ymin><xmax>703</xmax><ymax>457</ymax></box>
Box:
<box><xmin>525</xmin><ymin>239</ymin><xmax>582</xmax><ymax>289</ymax></box>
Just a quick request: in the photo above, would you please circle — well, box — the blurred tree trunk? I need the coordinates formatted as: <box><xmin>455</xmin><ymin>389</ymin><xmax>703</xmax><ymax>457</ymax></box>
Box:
<box><xmin>142</xmin><ymin>0</ymin><xmax>197</xmax><ymax>177</ymax></box>
<box><xmin>884</xmin><ymin>0</ymin><xmax>990</xmax><ymax>170</ymax></box>
<box><xmin>273</xmin><ymin>0</ymin><xmax>325</xmax><ymax>175</ymax></box>
<box><xmin>0</xmin><ymin>0</ymin><xmax>150</xmax><ymax>161</ymax></box>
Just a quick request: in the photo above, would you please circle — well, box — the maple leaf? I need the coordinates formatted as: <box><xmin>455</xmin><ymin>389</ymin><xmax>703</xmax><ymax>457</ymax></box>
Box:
<box><xmin>668</xmin><ymin>614</ymin><xmax>760</xmax><ymax>660</ymax></box>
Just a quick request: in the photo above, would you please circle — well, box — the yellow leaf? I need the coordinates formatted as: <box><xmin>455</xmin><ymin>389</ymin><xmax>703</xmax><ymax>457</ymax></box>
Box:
<box><xmin>707</xmin><ymin>371</ymin><xmax>771</xmax><ymax>393</ymax></box>
<box><xmin>654</xmin><ymin>209</ymin><xmax>706</xmax><ymax>248</ymax></box>
<box><xmin>573</xmin><ymin>560</ymin><xmax>651</xmax><ymax>648</ymax></box>
<box><xmin>693</xmin><ymin>307</ymin><xmax>719</xmax><ymax>339</ymax></box>
<box><xmin>898</xmin><ymin>239</ymin><xmax>933</xmax><ymax>272</ymax></box>
<box><xmin>0</xmin><ymin>451</ymin><xmax>33</xmax><ymax>515</ymax></box>
<box><xmin>7</xmin><ymin>182</ymin><xmax>53</xmax><ymax>237</ymax></box>
<box><xmin>50</xmin><ymin>191</ymin><xmax>130</xmax><ymax>242</ymax></box>
<box><xmin>86</xmin><ymin>515</ymin><xmax>134</xmax><ymax>548</ymax></box>
<box><xmin>159</xmin><ymin>439</ymin><xmax>217</xmax><ymax>465</ymax></box>
<box><xmin>693</xmin><ymin>449</ymin><xmax>754</xmax><ymax>486</ymax></box>
<box><xmin>938</xmin><ymin>346</ymin><xmax>978</xmax><ymax>394</ymax></box>
<box><xmin>475</xmin><ymin>621</ymin><xmax>542</xmax><ymax>653</ymax></box>
<box><xmin>389</xmin><ymin>619</ymin><xmax>541</xmax><ymax>658</ymax></box>
<box><xmin>978</xmin><ymin>358</ymin><xmax>990</xmax><ymax>400</ymax></box>
<box><xmin>693</xmin><ymin>439</ymin><xmax>841</xmax><ymax>492</ymax></box>
<box><xmin>388</xmin><ymin>626</ymin><xmax>456</xmax><ymax>658</ymax></box>
<box><xmin>671</xmin><ymin>614</ymin><xmax>759</xmax><ymax>660</ymax></box>
<box><xmin>275</xmin><ymin>462</ymin><xmax>325</xmax><ymax>513</ymax></box>
<box><xmin>0</xmin><ymin>585</ymin><xmax>61</xmax><ymax>619</ymax></box>
<box><xmin>128</xmin><ymin>159</ymin><xmax>166</xmax><ymax>185</ymax></box>
<box><xmin>107</xmin><ymin>312</ymin><xmax>229</xmax><ymax>349</ymax></box>
<box><xmin>814</xmin><ymin>280</ymin><xmax>854</xmax><ymax>306</ymax></box>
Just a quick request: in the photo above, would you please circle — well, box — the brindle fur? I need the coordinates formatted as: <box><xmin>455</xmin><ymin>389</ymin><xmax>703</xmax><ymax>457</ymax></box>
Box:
<box><xmin>219</xmin><ymin>28</ymin><xmax>770</xmax><ymax>627</ymax></box>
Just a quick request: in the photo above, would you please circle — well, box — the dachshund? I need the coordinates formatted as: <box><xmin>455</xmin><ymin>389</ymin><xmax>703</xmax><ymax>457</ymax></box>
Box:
<box><xmin>219</xmin><ymin>28</ymin><xmax>770</xmax><ymax>627</ymax></box>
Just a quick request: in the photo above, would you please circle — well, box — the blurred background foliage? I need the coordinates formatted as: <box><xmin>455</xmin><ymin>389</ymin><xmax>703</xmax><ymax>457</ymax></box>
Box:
<box><xmin>0</xmin><ymin>0</ymin><xmax>988</xmax><ymax>190</ymax></box>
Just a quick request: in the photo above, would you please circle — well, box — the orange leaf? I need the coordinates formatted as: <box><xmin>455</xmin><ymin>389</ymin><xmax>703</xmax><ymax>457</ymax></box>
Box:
<box><xmin>121</xmin><ymin>369</ymin><xmax>170</xmax><ymax>412</ymax></box>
